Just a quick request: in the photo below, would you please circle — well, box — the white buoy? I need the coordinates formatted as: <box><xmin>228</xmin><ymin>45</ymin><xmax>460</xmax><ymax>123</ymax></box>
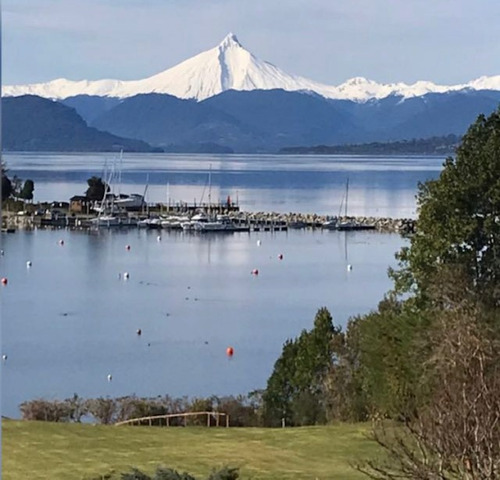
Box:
<box><xmin>59</xmin><ymin>239</ymin><xmax>64</xmax><ymax>246</ymax></box>
<box><xmin>257</xmin><ymin>240</ymin><xmax>262</xmax><ymax>246</ymax></box>
<box><xmin>347</xmin><ymin>264</ymin><xmax>353</xmax><ymax>271</ymax></box>
<box><xmin>123</xmin><ymin>272</ymin><xmax>130</xmax><ymax>280</ymax></box>
<box><xmin>107</xmin><ymin>374</ymin><xmax>112</xmax><ymax>382</ymax></box>
<box><xmin>26</xmin><ymin>260</ymin><xmax>32</xmax><ymax>268</ymax></box>
<box><xmin>157</xmin><ymin>235</ymin><xmax>162</xmax><ymax>242</ymax></box>
<box><xmin>2</xmin><ymin>354</ymin><xmax>7</xmax><ymax>361</ymax></box>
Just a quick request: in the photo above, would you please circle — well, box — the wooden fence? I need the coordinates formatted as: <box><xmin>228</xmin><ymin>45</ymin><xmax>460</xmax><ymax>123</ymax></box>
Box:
<box><xmin>115</xmin><ymin>411</ymin><xmax>229</xmax><ymax>427</ymax></box>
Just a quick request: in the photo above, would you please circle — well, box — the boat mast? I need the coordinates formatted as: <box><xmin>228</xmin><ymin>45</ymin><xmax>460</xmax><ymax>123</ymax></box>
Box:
<box><xmin>118</xmin><ymin>149</ymin><xmax>123</xmax><ymax>196</ymax></box>
<box><xmin>345</xmin><ymin>178</ymin><xmax>349</xmax><ymax>217</ymax></box>
<box><xmin>208</xmin><ymin>164</ymin><xmax>212</xmax><ymax>215</ymax></box>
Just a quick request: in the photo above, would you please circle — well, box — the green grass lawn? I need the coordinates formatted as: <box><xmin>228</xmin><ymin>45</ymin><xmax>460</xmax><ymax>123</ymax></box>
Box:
<box><xmin>3</xmin><ymin>420</ymin><xmax>380</xmax><ymax>480</ymax></box>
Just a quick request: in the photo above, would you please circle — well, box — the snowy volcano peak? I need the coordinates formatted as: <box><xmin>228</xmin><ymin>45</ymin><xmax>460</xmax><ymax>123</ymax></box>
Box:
<box><xmin>219</xmin><ymin>32</ymin><xmax>242</xmax><ymax>49</ymax></box>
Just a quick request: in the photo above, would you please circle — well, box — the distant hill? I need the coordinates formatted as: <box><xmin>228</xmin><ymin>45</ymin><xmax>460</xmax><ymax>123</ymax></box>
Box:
<box><xmin>203</xmin><ymin>89</ymin><xmax>364</xmax><ymax>148</ymax></box>
<box><xmin>72</xmin><ymin>89</ymin><xmax>500</xmax><ymax>153</ymax></box>
<box><xmin>90</xmin><ymin>93</ymin><xmax>253</xmax><ymax>152</ymax></box>
<box><xmin>280</xmin><ymin>135</ymin><xmax>461</xmax><ymax>155</ymax></box>
<box><xmin>2</xmin><ymin>95</ymin><xmax>153</xmax><ymax>152</ymax></box>
<box><xmin>339</xmin><ymin>90</ymin><xmax>500</xmax><ymax>141</ymax></box>
<box><xmin>61</xmin><ymin>95</ymin><xmax>121</xmax><ymax>123</ymax></box>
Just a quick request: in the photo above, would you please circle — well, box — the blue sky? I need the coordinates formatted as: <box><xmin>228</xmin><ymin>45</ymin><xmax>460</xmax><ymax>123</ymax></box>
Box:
<box><xmin>3</xmin><ymin>0</ymin><xmax>500</xmax><ymax>86</ymax></box>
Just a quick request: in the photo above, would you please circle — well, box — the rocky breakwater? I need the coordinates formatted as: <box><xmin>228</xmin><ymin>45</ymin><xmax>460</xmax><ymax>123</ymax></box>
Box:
<box><xmin>364</xmin><ymin>216</ymin><xmax>416</xmax><ymax>234</ymax></box>
<box><xmin>229</xmin><ymin>211</ymin><xmax>416</xmax><ymax>234</ymax></box>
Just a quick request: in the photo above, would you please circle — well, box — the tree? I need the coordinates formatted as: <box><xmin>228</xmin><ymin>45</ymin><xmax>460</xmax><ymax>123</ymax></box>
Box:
<box><xmin>1</xmin><ymin>163</ymin><xmax>13</xmax><ymax>201</ymax></box>
<box><xmin>392</xmin><ymin>108</ymin><xmax>500</xmax><ymax>307</ymax></box>
<box><xmin>262</xmin><ymin>308</ymin><xmax>337</xmax><ymax>426</ymax></box>
<box><xmin>85</xmin><ymin>176</ymin><xmax>109</xmax><ymax>201</ymax></box>
<box><xmin>359</xmin><ymin>298</ymin><xmax>500</xmax><ymax>479</ymax></box>
<box><xmin>19</xmin><ymin>179</ymin><xmax>35</xmax><ymax>202</ymax></box>
<box><xmin>86</xmin><ymin>397</ymin><xmax>117</xmax><ymax>424</ymax></box>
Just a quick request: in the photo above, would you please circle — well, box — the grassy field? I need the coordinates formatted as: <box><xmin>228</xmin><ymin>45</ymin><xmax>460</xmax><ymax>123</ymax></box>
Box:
<box><xmin>3</xmin><ymin>420</ymin><xmax>380</xmax><ymax>480</ymax></box>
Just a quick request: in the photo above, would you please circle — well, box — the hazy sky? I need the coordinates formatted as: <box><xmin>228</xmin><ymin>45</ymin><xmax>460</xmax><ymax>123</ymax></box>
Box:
<box><xmin>3</xmin><ymin>0</ymin><xmax>500</xmax><ymax>86</ymax></box>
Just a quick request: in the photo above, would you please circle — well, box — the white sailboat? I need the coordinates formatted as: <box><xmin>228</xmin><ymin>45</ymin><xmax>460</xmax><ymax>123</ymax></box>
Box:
<box><xmin>336</xmin><ymin>178</ymin><xmax>375</xmax><ymax>231</ymax></box>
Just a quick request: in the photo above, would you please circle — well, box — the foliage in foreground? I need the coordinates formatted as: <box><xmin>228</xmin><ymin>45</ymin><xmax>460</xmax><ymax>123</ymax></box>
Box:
<box><xmin>109</xmin><ymin>465</ymin><xmax>239</xmax><ymax>480</ymax></box>
<box><xmin>359</xmin><ymin>292</ymin><xmax>500</xmax><ymax>479</ymax></box>
<box><xmin>352</xmin><ymin>108</ymin><xmax>500</xmax><ymax>477</ymax></box>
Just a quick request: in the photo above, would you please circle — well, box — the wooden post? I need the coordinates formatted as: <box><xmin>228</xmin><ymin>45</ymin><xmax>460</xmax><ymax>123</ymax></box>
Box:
<box><xmin>167</xmin><ymin>417</ymin><xmax>170</xmax><ymax>427</ymax></box>
<box><xmin>226</xmin><ymin>415</ymin><xmax>229</xmax><ymax>428</ymax></box>
<box><xmin>216</xmin><ymin>413</ymin><xmax>220</xmax><ymax>427</ymax></box>
<box><xmin>149</xmin><ymin>417</ymin><xmax>152</xmax><ymax>427</ymax></box>
<box><xmin>207</xmin><ymin>413</ymin><xmax>210</xmax><ymax>427</ymax></box>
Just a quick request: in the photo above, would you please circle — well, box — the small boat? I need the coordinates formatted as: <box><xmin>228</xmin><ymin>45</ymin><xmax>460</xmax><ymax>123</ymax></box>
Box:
<box><xmin>113</xmin><ymin>193</ymin><xmax>145</xmax><ymax>210</ymax></box>
<box><xmin>161</xmin><ymin>215</ymin><xmax>189</xmax><ymax>230</ymax></box>
<box><xmin>137</xmin><ymin>217</ymin><xmax>162</xmax><ymax>229</ymax></box>
<box><xmin>324</xmin><ymin>179</ymin><xmax>375</xmax><ymax>231</ymax></box>
<box><xmin>90</xmin><ymin>215</ymin><xmax>121</xmax><ymax>227</ymax></box>
<box><xmin>321</xmin><ymin>217</ymin><xmax>338</xmax><ymax>230</ymax></box>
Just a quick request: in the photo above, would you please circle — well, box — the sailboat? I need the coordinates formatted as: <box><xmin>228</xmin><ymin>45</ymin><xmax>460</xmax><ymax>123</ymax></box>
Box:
<box><xmin>336</xmin><ymin>178</ymin><xmax>375</xmax><ymax>231</ymax></box>
<box><xmin>91</xmin><ymin>151</ymin><xmax>144</xmax><ymax>228</ymax></box>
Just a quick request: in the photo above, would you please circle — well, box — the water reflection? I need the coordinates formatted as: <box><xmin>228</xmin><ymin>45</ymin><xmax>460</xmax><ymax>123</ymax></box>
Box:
<box><xmin>2</xmin><ymin>228</ymin><xmax>405</xmax><ymax>418</ymax></box>
<box><xmin>5</xmin><ymin>153</ymin><xmax>443</xmax><ymax>217</ymax></box>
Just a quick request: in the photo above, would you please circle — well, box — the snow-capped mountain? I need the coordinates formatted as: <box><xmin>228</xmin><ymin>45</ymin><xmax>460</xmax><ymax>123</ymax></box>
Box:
<box><xmin>4</xmin><ymin>33</ymin><xmax>500</xmax><ymax>102</ymax></box>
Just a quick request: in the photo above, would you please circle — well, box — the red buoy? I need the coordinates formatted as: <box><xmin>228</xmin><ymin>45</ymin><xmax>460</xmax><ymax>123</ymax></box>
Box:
<box><xmin>1</xmin><ymin>277</ymin><xmax>8</xmax><ymax>286</ymax></box>
<box><xmin>226</xmin><ymin>346</ymin><xmax>234</xmax><ymax>357</ymax></box>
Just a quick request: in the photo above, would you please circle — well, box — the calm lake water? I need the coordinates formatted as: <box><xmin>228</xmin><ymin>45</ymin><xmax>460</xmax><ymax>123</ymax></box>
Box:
<box><xmin>4</xmin><ymin>152</ymin><xmax>444</xmax><ymax>218</ymax></box>
<box><xmin>1</xmin><ymin>153</ymin><xmax>444</xmax><ymax>418</ymax></box>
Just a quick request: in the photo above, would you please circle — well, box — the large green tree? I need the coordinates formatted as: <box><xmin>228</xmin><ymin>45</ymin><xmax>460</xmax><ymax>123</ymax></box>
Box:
<box><xmin>19</xmin><ymin>179</ymin><xmax>35</xmax><ymax>202</ymax></box>
<box><xmin>262</xmin><ymin>307</ymin><xmax>338</xmax><ymax>426</ymax></box>
<box><xmin>1</xmin><ymin>162</ymin><xmax>13</xmax><ymax>201</ymax></box>
<box><xmin>393</xmin><ymin>108</ymin><xmax>500</xmax><ymax>307</ymax></box>
<box><xmin>1</xmin><ymin>173</ymin><xmax>13</xmax><ymax>201</ymax></box>
<box><xmin>85</xmin><ymin>176</ymin><xmax>109</xmax><ymax>201</ymax></box>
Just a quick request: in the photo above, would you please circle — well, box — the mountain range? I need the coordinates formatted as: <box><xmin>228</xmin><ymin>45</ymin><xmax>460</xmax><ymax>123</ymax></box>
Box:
<box><xmin>5</xmin><ymin>33</ymin><xmax>500</xmax><ymax>103</ymax></box>
<box><xmin>3</xmin><ymin>34</ymin><xmax>500</xmax><ymax>153</ymax></box>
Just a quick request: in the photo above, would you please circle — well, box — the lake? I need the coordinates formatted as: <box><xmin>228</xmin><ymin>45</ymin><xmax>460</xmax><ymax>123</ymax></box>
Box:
<box><xmin>0</xmin><ymin>153</ymin><xmax>444</xmax><ymax>418</ymax></box>
<box><xmin>4</xmin><ymin>152</ymin><xmax>444</xmax><ymax>218</ymax></box>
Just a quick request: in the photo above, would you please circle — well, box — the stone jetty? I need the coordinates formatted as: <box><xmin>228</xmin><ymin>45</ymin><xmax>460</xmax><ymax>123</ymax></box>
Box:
<box><xmin>229</xmin><ymin>211</ymin><xmax>416</xmax><ymax>234</ymax></box>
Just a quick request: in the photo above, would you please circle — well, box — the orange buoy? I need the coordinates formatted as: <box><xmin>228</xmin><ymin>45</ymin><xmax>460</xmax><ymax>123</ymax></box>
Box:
<box><xmin>1</xmin><ymin>277</ymin><xmax>8</xmax><ymax>286</ymax></box>
<box><xmin>226</xmin><ymin>346</ymin><xmax>234</xmax><ymax>357</ymax></box>
<box><xmin>278</xmin><ymin>254</ymin><xmax>283</xmax><ymax>260</ymax></box>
